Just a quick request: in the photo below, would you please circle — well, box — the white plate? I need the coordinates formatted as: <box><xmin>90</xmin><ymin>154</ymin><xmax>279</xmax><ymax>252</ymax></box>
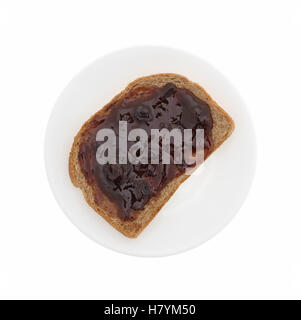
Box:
<box><xmin>45</xmin><ymin>46</ymin><xmax>256</xmax><ymax>257</ymax></box>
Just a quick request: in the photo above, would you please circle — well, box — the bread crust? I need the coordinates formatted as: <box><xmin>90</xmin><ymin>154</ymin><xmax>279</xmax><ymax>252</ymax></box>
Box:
<box><xmin>69</xmin><ymin>73</ymin><xmax>234</xmax><ymax>238</ymax></box>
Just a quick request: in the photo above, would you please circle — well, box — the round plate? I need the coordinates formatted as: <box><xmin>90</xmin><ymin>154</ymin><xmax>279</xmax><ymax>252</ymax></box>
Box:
<box><xmin>45</xmin><ymin>46</ymin><xmax>256</xmax><ymax>257</ymax></box>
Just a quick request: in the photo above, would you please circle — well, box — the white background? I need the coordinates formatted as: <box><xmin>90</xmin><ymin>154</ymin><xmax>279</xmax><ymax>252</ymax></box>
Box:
<box><xmin>0</xmin><ymin>0</ymin><xmax>300</xmax><ymax>299</ymax></box>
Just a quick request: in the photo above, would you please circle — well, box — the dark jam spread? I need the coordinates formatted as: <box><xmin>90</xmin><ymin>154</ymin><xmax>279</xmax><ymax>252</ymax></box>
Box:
<box><xmin>78</xmin><ymin>83</ymin><xmax>213</xmax><ymax>220</ymax></box>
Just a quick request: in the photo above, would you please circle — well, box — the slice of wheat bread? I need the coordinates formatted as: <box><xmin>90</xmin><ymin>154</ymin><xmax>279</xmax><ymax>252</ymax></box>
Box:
<box><xmin>69</xmin><ymin>73</ymin><xmax>234</xmax><ymax>238</ymax></box>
